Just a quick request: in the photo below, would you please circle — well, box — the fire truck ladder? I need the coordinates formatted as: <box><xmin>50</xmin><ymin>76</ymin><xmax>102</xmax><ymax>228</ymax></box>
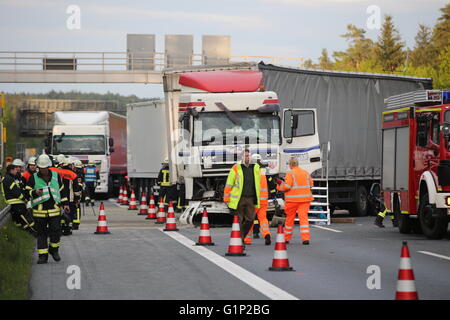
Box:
<box><xmin>308</xmin><ymin>141</ymin><xmax>331</xmax><ymax>225</ymax></box>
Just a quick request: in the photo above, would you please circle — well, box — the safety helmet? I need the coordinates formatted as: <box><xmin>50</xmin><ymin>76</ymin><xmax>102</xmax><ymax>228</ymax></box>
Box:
<box><xmin>28</xmin><ymin>156</ymin><xmax>37</xmax><ymax>165</ymax></box>
<box><xmin>162</xmin><ymin>157</ymin><xmax>169</xmax><ymax>165</ymax></box>
<box><xmin>74</xmin><ymin>160</ymin><xmax>83</xmax><ymax>168</ymax></box>
<box><xmin>251</xmin><ymin>154</ymin><xmax>262</xmax><ymax>162</ymax></box>
<box><xmin>56</xmin><ymin>154</ymin><xmax>66</xmax><ymax>164</ymax></box>
<box><xmin>36</xmin><ymin>154</ymin><xmax>52</xmax><ymax>168</ymax></box>
<box><xmin>12</xmin><ymin>159</ymin><xmax>25</xmax><ymax>167</ymax></box>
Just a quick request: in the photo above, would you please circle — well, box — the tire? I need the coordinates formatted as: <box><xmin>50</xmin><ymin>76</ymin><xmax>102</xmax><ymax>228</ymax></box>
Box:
<box><xmin>394</xmin><ymin>198</ymin><xmax>412</xmax><ymax>234</ymax></box>
<box><xmin>411</xmin><ymin>218</ymin><xmax>423</xmax><ymax>234</ymax></box>
<box><xmin>349</xmin><ymin>185</ymin><xmax>368</xmax><ymax>217</ymax></box>
<box><xmin>419</xmin><ymin>193</ymin><xmax>448</xmax><ymax>240</ymax></box>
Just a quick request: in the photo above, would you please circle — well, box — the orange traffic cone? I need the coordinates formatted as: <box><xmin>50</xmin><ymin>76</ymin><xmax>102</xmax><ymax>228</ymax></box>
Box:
<box><xmin>128</xmin><ymin>189</ymin><xmax>138</xmax><ymax>210</ymax></box>
<box><xmin>395</xmin><ymin>241</ymin><xmax>418</xmax><ymax>300</ymax></box>
<box><xmin>122</xmin><ymin>188</ymin><xmax>129</xmax><ymax>205</ymax></box>
<box><xmin>155</xmin><ymin>198</ymin><xmax>166</xmax><ymax>224</ymax></box>
<box><xmin>163</xmin><ymin>202</ymin><xmax>179</xmax><ymax>231</ymax></box>
<box><xmin>196</xmin><ymin>207</ymin><xmax>215</xmax><ymax>246</ymax></box>
<box><xmin>146</xmin><ymin>194</ymin><xmax>157</xmax><ymax>220</ymax></box>
<box><xmin>225</xmin><ymin>215</ymin><xmax>246</xmax><ymax>256</ymax></box>
<box><xmin>138</xmin><ymin>191</ymin><xmax>148</xmax><ymax>215</ymax></box>
<box><xmin>117</xmin><ymin>186</ymin><xmax>123</xmax><ymax>204</ymax></box>
<box><xmin>269</xmin><ymin>223</ymin><xmax>294</xmax><ymax>271</ymax></box>
<box><xmin>94</xmin><ymin>202</ymin><xmax>110</xmax><ymax>234</ymax></box>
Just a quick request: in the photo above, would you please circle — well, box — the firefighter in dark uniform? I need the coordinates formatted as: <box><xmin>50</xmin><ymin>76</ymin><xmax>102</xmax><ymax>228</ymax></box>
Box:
<box><xmin>1</xmin><ymin>164</ymin><xmax>37</xmax><ymax>236</ymax></box>
<box><xmin>74</xmin><ymin>160</ymin><xmax>85</xmax><ymax>226</ymax></box>
<box><xmin>84</xmin><ymin>161</ymin><xmax>98</xmax><ymax>207</ymax></box>
<box><xmin>25</xmin><ymin>154</ymin><xmax>70</xmax><ymax>264</ymax></box>
<box><xmin>157</xmin><ymin>159</ymin><xmax>172</xmax><ymax>205</ymax></box>
<box><xmin>61</xmin><ymin>157</ymin><xmax>82</xmax><ymax>234</ymax></box>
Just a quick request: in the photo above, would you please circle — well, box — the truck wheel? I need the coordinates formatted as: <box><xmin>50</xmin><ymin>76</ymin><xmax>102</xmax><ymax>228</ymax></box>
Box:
<box><xmin>394</xmin><ymin>199</ymin><xmax>411</xmax><ymax>234</ymax></box>
<box><xmin>419</xmin><ymin>193</ymin><xmax>448</xmax><ymax>240</ymax></box>
<box><xmin>349</xmin><ymin>185</ymin><xmax>368</xmax><ymax>217</ymax></box>
<box><xmin>411</xmin><ymin>219</ymin><xmax>423</xmax><ymax>234</ymax></box>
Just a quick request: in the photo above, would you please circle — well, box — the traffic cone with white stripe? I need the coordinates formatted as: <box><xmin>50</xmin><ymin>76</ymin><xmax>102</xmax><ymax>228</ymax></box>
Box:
<box><xmin>138</xmin><ymin>191</ymin><xmax>148</xmax><ymax>215</ymax></box>
<box><xmin>196</xmin><ymin>207</ymin><xmax>215</xmax><ymax>246</ymax></box>
<box><xmin>269</xmin><ymin>223</ymin><xmax>294</xmax><ymax>271</ymax></box>
<box><xmin>128</xmin><ymin>189</ymin><xmax>138</xmax><ymax>210</ymax></box>
<box><xmin>117</xmin><ymin>186</ymin><xmax>123</xmax><ymax>204</ymax></box>
<box><xmin>395</xmin><ymin>241</ymin><xmax>418</xmax><ymax>300</ymax></box>
<box><xmin>94</xmin><ymin>202</ymin><xmax>110</xmax><ymax>234</ymax></box>
<box><xmin>155</xmin><ymin>198</ymin><xmax>166</xmax><ymax>224</ymax></box>
<box><xmin>225</xmin><ymin>215</ymin><xmax>246</xmax><ymax>256</ymax></box>
<box><xmin>146</xmin><ymin>194</ymin><xmax>157</xmax><ymax>220</ymax></box>
<box><xmin>163</xmin><ymin>202</ymin><xmax>179</xmax><ymax>231</ymax></box>
<box><xmin>122</xmin><ymin>188</ymin><xmax>129</xmax><ymax>205</ymax></box>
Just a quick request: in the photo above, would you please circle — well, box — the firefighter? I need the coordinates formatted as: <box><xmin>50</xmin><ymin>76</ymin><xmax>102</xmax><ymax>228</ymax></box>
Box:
<box><xmin>22</xmin><ymin>156</ymin><xmax>37</xmax><ymax>183</ymax></box>
<box><xmin>157</xmin><ymin>158</ymin><xmax>171</xmax><ymax>205</ymax></box>
<box><xmin>224</xmin><ymin>149</ymin><xmax>261</xmax><ymax>243</ymax></box>
<box><xmin>61</xmin><ymin>157</ymin><xmax>82</xmax><ymax>234</ymax></box>
<box><xmin>25</xmin><ymin>154</ymin><xmax>70</xmax><ymax>264</ymax></box>
<box><xmin>84</xmin><ymin>161</ymin><xmax>98</xmax><ymax>207</ymax></box>
<box><xmin>244</xmin><ymin>154</ymin><xmax>272</xmax><ymax>245</ymax></box>
<box><xmin>55</xmin><ymin>154</ymin><xmax>66</xmax><ymax>168</ymax></box>
<box><xmin>276</xmin><ymin>157</ymin><xmax>313</xmax><ymax>245</ymax></box>
<box><xmin>1</xmin><ymin>164</ymin><xmax>37</xmax><ymax>236</ymax></box>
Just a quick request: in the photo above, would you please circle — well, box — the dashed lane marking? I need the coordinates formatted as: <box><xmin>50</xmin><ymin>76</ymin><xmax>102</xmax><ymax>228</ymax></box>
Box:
<box><xmin>417</xmin><ymin>251</ymin><xmax>450</xmax><ymax>261</ymax></box>
<box><xmin>160</xmin><ymin>228</ymin><xmax>299</xmax><ymax>300</ymax></box>
<box><xmin>311</xmin><ymin>225</ymin><xmax>343</xmax><ymax>233</ymax></box>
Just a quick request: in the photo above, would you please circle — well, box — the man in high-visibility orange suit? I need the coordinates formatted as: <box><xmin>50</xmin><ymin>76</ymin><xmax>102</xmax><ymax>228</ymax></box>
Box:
<box><xmin>244</xmin><ymin>154</ymin><xmax>271</xmax><ymax>246</ymax></box>
<box><xmin>276</xmin><ymin>157</ymin><xmax>313</xmax><ymax>245</ymax></box>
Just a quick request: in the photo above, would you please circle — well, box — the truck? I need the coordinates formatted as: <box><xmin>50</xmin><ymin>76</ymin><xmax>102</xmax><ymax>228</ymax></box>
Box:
<box><xmin>162</xmin><ymin>62</ymin><xmax>324</xmax><ymax>225</ymax></box>
<box><xmin>126</xmin><ymin>100</ymin><xmax>167</xmax><ymax>198</ymax></box>
<box><xmin>49</xmin><ymin>111</ymin><xmax>127</xmax><ymax>198</ymax></box>
<box><xmin>380</xmin><ymin>90</ymin><xmax>450</xmax><ymax>239</ymax></box>
<box><xmin>259</xmin><ymin>62</ymin><xmax>433</xmax><ymax>216</ymax></box>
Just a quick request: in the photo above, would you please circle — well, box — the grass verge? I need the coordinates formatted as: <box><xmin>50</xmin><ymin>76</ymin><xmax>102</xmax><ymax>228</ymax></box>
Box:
<box><xmin>0</xmin><ymin>219</ymin><xmax>35</xmax><ymax>300</ymax></box>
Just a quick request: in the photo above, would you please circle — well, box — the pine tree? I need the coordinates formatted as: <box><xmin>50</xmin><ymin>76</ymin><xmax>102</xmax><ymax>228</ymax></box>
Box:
<box><xmin>318</xmin><ymin>48</ymin><xmax>333</xmax><ymax>70</ymax></box>
<box><xmin>374</xmin><ymin>15</ymin><xmax>405</xmax><ymax>72</ymax></box>
<box><xmin>410</xmin><ymin>24</ymin><xmax>433</xmax><ymax>67</ymax></box>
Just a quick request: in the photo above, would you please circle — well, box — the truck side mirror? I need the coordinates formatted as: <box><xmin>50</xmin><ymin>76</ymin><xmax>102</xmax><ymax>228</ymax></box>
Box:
<box><xmin>109</xmin><ymin>138</ymin><xmax>114</xmax><ymax>147</ymax></box>
<box><xmin>441</xmin><ymin>122</ymin><xmax>450</xmax><ymax>139</ymax></box>
<box><xmin>291</xmin><ymin>114</ymin><xmax>299</xmax><ymax>130</ymax></box>
<box><xmin>109</xmin><ymin>147</ymin><xmax>115</xmax><ymax>153</ymax></box>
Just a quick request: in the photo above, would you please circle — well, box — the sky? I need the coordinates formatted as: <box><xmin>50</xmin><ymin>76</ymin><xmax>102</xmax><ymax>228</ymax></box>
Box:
<box><xmin>0</xmin><ymin>0</ymin><xmax>447</xmax><ymax>99</ymax></box>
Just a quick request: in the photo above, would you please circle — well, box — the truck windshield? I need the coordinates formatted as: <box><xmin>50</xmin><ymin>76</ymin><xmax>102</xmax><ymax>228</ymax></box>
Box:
<box><xmin>193</xmin><ymin>112</ymin><xmax>280</xmax><ymax>146</ymax></box>
<box><xmin>53</xmin><ymin>135</ymin><xmax>106</xmax><ymax>155</ymax></box>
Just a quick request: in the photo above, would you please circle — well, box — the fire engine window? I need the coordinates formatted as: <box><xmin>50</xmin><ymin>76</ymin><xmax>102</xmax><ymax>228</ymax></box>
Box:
<box><xmin>445</xmin><ymin>110</ymin><xmax>450</xmax><ymax>123</ymax></box>
<box><xmin>432</xmin><ymin>113</ymin><xmax>440</xmax><ymax>144</ymax></box>
<box><xmin>416</xmin><ymin>120</ymin><xmax>429</xmax><ymax>147</ymax></box>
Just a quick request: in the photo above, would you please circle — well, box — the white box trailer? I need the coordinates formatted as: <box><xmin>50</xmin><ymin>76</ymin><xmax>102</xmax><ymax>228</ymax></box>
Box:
<box><xmin>126</xmin><ymin>100</ymin><xmax>167</xmax><ymax>196</ymax></box>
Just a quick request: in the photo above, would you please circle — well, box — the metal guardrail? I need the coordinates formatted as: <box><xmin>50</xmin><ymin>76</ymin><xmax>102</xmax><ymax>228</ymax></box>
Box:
<box><xmin>0</xmin><ymin>205</ymin><xmax>11</xmax><ymax>228</ymax></box>
<box><xmin>0</xmin><ymin>51</ymin><xmax>304</xmax><ymax>71</ymax></box>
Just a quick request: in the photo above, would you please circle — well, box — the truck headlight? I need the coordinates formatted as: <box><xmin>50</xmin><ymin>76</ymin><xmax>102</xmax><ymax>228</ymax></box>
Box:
<box><xmin>447</xmin><ymin>197</ymin><xmax>450</xmax><ymax>206</ymax></box>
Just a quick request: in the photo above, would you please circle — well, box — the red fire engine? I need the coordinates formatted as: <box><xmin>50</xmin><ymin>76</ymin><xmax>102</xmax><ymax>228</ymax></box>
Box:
<box><xmin>381</xmin><ymin>90</ymin><xmax>450</xmax><ymax>239</ymax></box>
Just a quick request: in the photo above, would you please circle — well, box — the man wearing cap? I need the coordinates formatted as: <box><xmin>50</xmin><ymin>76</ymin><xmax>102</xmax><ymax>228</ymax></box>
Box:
<box><xmin>224</xmin><ymin>149</ymin><xmax>261</xmax><ymax>243</ymax></box>
<box><xmin>276</xmin><ymin>157</ymin><xmax>313</xmax><ymax>245</ymax></box>
<box><xmin>25</xmin><ymin>154</ymin><xmax>70</xmax><ymax>264</ymax></box>
<box><xmin>1</xmin><ymin>163</ymin><xmax>37</xmax><ymax>236</ymax></box>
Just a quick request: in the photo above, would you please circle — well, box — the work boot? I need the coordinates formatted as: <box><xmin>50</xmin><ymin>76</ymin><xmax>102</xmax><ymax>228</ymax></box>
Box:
<box><xmin>37</xmin><ymin>254</ymin><xmax>48</xmax><ymax>264</ymax></box>
<box><xmin>264</xmin><ymin>234</ymin><xmax>271</xmax><ymax>245</ymax></box>
<box><xmin>49</xmin><ymin>250</ymin><xmax>61</xmax><ymax>262</ymax></box>
<box><xmin>392</xmin><ymin>218</ymin><xmax>398</xmax><ymax>228</ymax></box>
<box><xmin>302</xmin><ymin>240</ymin><xmax>310</xmax><ymax>245</ymax></box>
<box><xmin>374</xmin><ymin>215</ymin><xmax>385</xmax><ymax>228</ymax></box>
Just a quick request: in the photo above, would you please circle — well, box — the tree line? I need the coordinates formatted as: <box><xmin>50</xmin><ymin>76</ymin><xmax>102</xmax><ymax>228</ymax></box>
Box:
<box><xmin>304</xmin><ymin>4</ymin><xmax>450</xmax><ymax>89</ymax></box>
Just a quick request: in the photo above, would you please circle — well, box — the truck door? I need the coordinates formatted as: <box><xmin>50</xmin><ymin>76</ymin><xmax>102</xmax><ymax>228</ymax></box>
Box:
<box><xmin>280</xmin><ymin>108</ymin><xmax>321</xmax><ymax>174</ymax></box>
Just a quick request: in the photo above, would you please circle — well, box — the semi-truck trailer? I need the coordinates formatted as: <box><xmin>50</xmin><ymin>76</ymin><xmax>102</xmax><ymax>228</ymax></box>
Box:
<box><xmin>49</xmin><ymin>111</ymin><xmax>127</xmax><ymax>198</ymax></box>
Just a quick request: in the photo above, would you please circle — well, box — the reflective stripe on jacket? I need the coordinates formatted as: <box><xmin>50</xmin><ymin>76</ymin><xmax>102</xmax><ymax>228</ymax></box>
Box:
<box><xmin>276</xmin><ymin>166</ymin><xmax>313</xmax><ymax>202</ymax></box>
<box><xmin>259</xmin><ymin>173</ymin><xmax>269</xmax><ymax>206</ymax></box>
<box><xmin>223</xmin><ymin>163</ymin><xmax>261</xmax><ymax>210</ymax></box>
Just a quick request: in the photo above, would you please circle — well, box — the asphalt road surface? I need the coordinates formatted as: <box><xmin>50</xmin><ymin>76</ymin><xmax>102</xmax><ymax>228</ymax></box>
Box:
<box><xmin>29</xmin><ymin>200</ymin><xmax>450</xmax><ymax>300</ymax></box>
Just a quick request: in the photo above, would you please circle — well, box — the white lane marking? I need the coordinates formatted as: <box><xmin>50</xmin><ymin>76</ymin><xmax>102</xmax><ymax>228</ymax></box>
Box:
<box><xmin>417</xmin><ymin>251</ymin><xmax>450</xmax><ymax>261</ymax></box>
<box><xmin>311</xmin><ymin>225</ymin><xmax>343</xmax><ymax>233</ymax></box>
<box><xmin>160</xmin><ymin>228</ymin><xmax>299</xmax><ymax>300</ymax></box>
